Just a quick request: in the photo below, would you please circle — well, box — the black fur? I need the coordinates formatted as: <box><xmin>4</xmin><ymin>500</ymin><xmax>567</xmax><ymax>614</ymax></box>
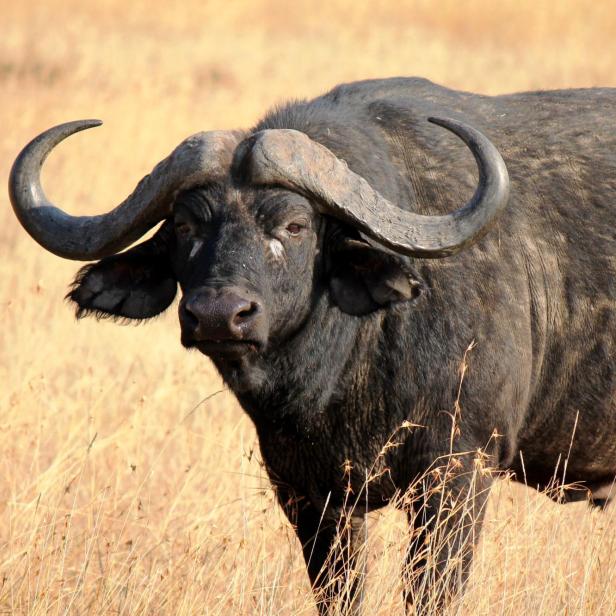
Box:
<box><xmin>66</xmin><ymin>78</ymin><xmax>616</xmax><ymax>613</ymax></box>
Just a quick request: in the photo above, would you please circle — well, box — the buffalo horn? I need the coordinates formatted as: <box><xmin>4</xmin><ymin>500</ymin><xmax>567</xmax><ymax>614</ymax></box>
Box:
<box><xmin>9</xmin><ymin>120</ymin><xmax>239</xmax><ymax>260</ymax></box>
<box><xmin>246</xmin><ymin>117</ymin><xmax>509</xmax><ymax>258</ymax></box>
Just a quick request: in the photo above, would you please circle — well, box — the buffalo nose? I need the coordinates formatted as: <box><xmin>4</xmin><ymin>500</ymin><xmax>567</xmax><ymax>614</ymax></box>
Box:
<box><xmin>180</xmin><ymin>288</ymin><xmax>263</xmax><ymax>342</ymax></box>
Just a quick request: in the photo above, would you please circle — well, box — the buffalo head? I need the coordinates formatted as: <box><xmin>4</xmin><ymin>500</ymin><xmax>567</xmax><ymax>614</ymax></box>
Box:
<box><xmin>9</xmin><ymin>118</ymin><xmax>509</xmax><ymax>370</ymax></box>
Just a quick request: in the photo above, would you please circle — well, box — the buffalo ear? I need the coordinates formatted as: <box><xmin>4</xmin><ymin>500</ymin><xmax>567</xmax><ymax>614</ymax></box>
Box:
<box><xmin>67</xmin><ymin>231</ymin><xmax>177</xmax><ymax>320</ymax></box>
<box><xmin>329</xmin><ymin>239</ymin><xmax>425</xmax><ymax>315</ymax></box>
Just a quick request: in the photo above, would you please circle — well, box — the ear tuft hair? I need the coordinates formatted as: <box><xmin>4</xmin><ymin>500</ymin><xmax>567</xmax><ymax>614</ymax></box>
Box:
<box><xmin>329</xmin><ymin>239</ymin><xmax>426</xmax><ymax>315</ymax></box>
<box><xmin>66</xmin><ymin>234</ymin><xmax>177</xmax><ymax>321</ymax></box>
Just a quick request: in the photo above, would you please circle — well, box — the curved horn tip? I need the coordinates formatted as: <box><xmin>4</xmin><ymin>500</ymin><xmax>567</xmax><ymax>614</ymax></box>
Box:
<box><xmin>427</xmin><ymin>116</ymin><xmax>452</xmax><ymax>127</ymax></box>
<box><xmin>426</xmin><ymin>116</ymin><xmax>493</xmax><ymax>146</ymax></box>
<box><xmin>427</xmin><ymin>116</ymin><xmax>470</xmax><ymax>134</ymax></box>
<box><xmin>46</xmin><ymin>118</ymin><xmax>104</xmax><ymax>134</ymax></box>
<box><xmin>76</xmin><ymin>118</ymin><xmax>103</xmax><ymax>129</ymax></box>
<box><xmin>75</xmin><ymin>118</ymin><xmax>103</xmax><ymax>127</ymax></box>
<box><xmin>10</xmin><ymin>119</ymin><xmax>104</xmax><ymax>178</ymax></box>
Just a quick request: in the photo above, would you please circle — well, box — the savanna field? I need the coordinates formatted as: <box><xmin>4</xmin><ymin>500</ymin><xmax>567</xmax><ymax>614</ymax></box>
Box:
<box><xmin>2</xmin><ymin>1</ymin><xmax>616</xmax><ymax>614</ymax></box>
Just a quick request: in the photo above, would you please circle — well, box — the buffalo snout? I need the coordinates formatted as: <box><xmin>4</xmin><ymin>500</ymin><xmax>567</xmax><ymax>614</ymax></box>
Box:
<box><xmin>179</xmin><ymin>287</ymin><xmax>267</xmax><ymax>357</ymax></box>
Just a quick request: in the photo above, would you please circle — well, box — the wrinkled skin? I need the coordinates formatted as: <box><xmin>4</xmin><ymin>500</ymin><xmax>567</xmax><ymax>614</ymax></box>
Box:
<box><xmin>66</xmin><ymin>78</ymin><xmax>616</xmax><ymax>614</ymax></box>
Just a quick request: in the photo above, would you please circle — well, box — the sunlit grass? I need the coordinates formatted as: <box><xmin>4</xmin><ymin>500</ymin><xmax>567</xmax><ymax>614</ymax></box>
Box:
<box><xmin>1</xmin><ymin>1</ymin><xmax>615</xmax><ymax>613</ymax></box>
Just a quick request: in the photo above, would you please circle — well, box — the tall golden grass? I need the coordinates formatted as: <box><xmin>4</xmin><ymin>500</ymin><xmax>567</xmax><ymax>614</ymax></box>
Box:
<box><xmin>2</xmin><ymin>1</ymin><xmax>616</xmax><ymax>613</ymax></box>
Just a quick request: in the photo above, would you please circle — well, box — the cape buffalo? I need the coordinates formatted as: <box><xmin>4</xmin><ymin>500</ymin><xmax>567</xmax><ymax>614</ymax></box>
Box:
<box><xmin>9</xmin><ymin>77</ymin><xmax>616</xmax><ymax>614</ymax></box>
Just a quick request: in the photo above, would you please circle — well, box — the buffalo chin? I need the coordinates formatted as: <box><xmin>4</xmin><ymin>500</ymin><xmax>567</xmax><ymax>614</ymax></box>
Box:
<box><xmin>185</xmin><ymin>339</ymin><xmax>260</xmax><ymax>360</ymax></box>
<box><xmin>213</xmin><ymin>353</ymin><xmax>268</xmax><ymax>395</ymax></box>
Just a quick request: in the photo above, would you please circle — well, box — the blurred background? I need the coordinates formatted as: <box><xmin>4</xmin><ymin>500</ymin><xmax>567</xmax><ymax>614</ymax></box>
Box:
<box><xmin>2</xmin><ymin>1</ymin><xmax>616</xmax><ymax>614</ymax></box>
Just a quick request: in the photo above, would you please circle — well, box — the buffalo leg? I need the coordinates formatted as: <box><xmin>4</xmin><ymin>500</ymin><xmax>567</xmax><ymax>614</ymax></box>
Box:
<box><xmin>401</xmin><ymin>471</ymin><xmax>492</xmax><ymax>613</ymax></box>
<box><xmin>276</xmin><ymin>487</ymin><xmax>367</xmax><ymax>615</ymax></box>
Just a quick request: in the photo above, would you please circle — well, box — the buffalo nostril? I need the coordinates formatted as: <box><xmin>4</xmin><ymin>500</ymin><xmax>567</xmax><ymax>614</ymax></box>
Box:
<box><xmin>234</xmin><ymin>301</ymin><xmax>260</xmax><ymax>325</ymax></box>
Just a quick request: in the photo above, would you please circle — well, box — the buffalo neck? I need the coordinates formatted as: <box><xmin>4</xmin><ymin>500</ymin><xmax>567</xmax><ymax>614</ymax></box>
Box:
<box><xmin>217</xmin><ymin>294</ymin><xmax>394</xmax><ymax>439</ymax></box>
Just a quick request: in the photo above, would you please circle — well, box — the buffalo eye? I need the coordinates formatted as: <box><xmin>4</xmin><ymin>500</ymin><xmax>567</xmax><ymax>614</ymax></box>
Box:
<box><xmin>175</xmin><ymin>221</ymin><xmax>193</xmax><ymax>238</ymax></box>
<box><xmin>286</xmin><ymin>222</ymin><xmax>303</xmax><ymax>236</ymax></box>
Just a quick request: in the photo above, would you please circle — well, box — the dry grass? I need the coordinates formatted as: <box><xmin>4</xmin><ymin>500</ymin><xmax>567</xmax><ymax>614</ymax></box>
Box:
<box><xmin>2</xmin><ymin>1</ymin><xmax>616</xmax><ymax>613</ymax></box>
